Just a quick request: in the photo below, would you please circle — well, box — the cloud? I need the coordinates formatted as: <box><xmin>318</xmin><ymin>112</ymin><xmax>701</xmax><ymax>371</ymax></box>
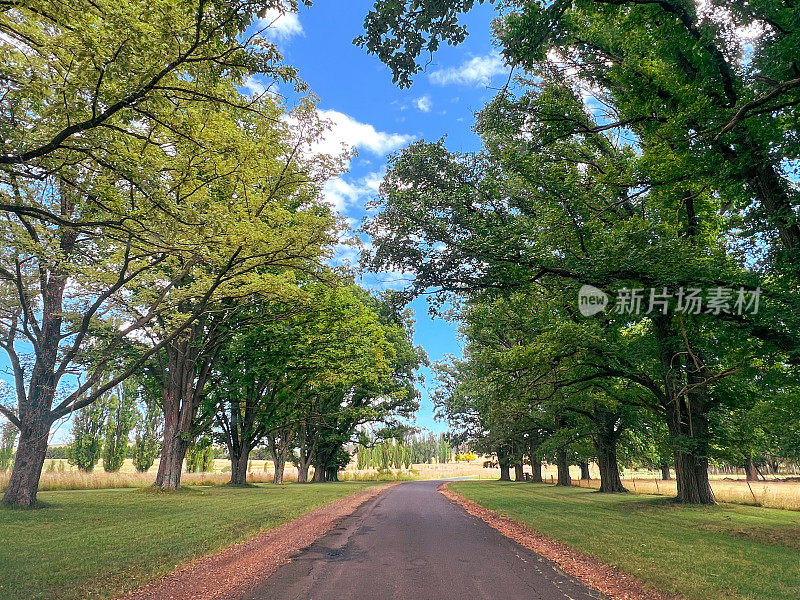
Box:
<box><xmin>241</xmin><ymin>75</ymin><xmax>279</xmax><ymax>98</ymax></box>
<box><xmin>257</xmin><ymin>7</ymin><xmax>303</xmax><ymax>41</ymax></box>
<box><xmin>315</xmin><ymin>109</ymin><xmax>414</xmax><ymax>157</ymax></box>
<box><xmin>414</xmin><ymin>96</ymin><xmax>433</xmax><ymax>113</ymax></box>
<box><xmin>322</xmin><ymin>171</ymin><xmax>383</xmax><ymax>213</ymax></box>
<box><xmin>429</xmin><ymin>54</ymin><xmax>506</xmax><ymax>86</ymax></box>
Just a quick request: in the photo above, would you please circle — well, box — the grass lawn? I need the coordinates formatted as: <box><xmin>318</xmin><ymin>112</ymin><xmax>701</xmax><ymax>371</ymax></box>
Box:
<box><xmin>0</xmin><ymin>482</ymin><xmax>377</xmax><ymax>600</ymax></box>
<box><xmin>450</xmin><ymin>481</ymin><xmax>800</xmax><ymax>600</ymax></box>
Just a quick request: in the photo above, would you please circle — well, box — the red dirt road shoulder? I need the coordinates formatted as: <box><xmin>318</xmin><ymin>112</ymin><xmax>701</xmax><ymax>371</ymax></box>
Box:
<box><xmin>121</xmin><ymin>483</ymin><xmax>396</xmax><ymax>600</ymax></box>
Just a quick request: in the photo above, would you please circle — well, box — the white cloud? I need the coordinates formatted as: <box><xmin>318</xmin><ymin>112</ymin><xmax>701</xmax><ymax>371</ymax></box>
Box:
<box><xmin>323</xmin><ymin>171</ymin><xmax>383</xmax><ymax>213</ymax></box>
<box><xmin>315</xmin><ymin>109</ymin><xmax>414</xmax><ymax>157</ymax></box>
<box><xmin>332</xmin><ymin>240</ymin><xmax>363</xmax><ymax>269</ymax></box>
<box><xmin>414</xmin><ymin>95</ymin><xmax>433</xmax><ymax>113</ymax></box>
<box><xmin>257</xmin><ymin>7</ymin><xmax>303</xmax><ymax>41</ymax></box>
<box><xmin>241</xmin><ymin>75</ymin><xmax>276</xmax><ymax>97</ymax></box>
<box><xmin>429</xmin><ymin>54</ymin><xmax>506</xmax><ymax>86</ymax></box>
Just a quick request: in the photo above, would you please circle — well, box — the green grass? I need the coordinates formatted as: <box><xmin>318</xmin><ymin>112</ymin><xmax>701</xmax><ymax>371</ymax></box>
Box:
<box><xmin>450</xmin><ymin>481</ymin><xmax>800</xmax><ymax>600</ymax></box>
<box><xmin>0</xmin><ymin>482</ymin><xmax>377</xmax><ymax>600</ymax></box>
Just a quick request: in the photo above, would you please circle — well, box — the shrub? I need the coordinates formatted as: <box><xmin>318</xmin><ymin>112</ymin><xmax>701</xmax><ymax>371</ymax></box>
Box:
<box><xmin>186</xmin><ymin>436</ymin><xmax>214</xmax><ymax>473</ymax></box>
<box><xmin>0</xmin><ymin>418</ymin><xmax>17</xmax><ymax>473</ymax></box>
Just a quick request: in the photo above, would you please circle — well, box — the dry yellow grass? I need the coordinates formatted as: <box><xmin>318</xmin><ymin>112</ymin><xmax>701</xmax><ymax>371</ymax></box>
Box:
<box><xmin>0</xmin><ymin>458</ymin><xmax>298</xmax><ymax>491</ymax></box>
<box><xmin>404</xmin><ymin>460</ymin><xmax>800</xmax><ymax>511</ymax></box>
<box><xmin>572</xmin><ymin>474</ymin><xmax>800</xmax><ymax>510</ymax></box>
<box><xmin>3</xmin><ymin>458</ymin><xmax>799</xmax><ymax>509</ymax></box>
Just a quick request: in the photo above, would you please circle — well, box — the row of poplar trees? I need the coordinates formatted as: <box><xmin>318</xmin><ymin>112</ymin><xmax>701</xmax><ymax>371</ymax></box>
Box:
<box><xmin>356</xmin><ymin>433</ymin><xmax>453</xmax><ymax>470</ymax></box>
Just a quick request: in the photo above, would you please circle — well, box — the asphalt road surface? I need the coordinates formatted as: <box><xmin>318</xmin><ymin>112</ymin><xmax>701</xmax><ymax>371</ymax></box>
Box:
<box><xmin>242</xmin><ymin>480</ymin><xmax>607</xmax><ymax>600</ymax></box>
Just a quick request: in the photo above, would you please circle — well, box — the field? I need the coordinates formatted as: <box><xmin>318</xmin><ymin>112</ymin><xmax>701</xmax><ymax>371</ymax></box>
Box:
<box><xmin>450</xmin><ymin>481</ymin><xmax>800</xmax><ymax>600</ymax></box>
<box><xmin>573</xmin><ymin>474</ymin><xmax>800</xmax><ymax>511</ymax></box>
<box><xmin>0</xmin><ymin>482</ymin><xmax>377</xmax><ymax>600</ymax></box>
<box><xmin>0</xmin><ymin>458</ymin><xmax>800</xmax><ymax>510</ymax></box>
<box><xmin>5</xmin><ymin>459</ymin><xmax>800</xmax><ymax>510</ymax></box>
<box><xmin>0</xmin><ymin>459</ymin><xmax>299</xmax><ymax>491</ymax></box>
<box><xmin>0</xmin><ymin>459</ymin><xmax>499</xmax><ymax>491</ymax></box>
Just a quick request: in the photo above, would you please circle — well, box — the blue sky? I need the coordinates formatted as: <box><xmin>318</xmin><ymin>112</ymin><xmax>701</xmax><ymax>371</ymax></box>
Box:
<box><xmin>251</xmin><ymin>2</ymin><xmax>508</xmax><ymax>433</ymax></box>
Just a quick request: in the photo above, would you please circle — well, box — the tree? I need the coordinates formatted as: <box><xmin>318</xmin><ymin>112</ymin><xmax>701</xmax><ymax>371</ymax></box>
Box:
<box><xmin>185</xmin><ymin>436</ymin><xmax>214</xmax><ymax>473</ymax></box>
<box><xmin>0</xmin><ymin>0</ymin><xmax>309</xmax><ymax>197</ymax></box>
<box><xmin>136</xmin><ymin>96</ymin><xmax>340</xmax><ymax>492</ymax></box>
<box><xmin>288</xmin><ymin>290</ymin><xmax>422</xmax><ymax>482</ymax></box>
<box><xmin>357</xmin><ymin>443</ymin><xmax>370</xmax><ymax>470</ymax></box>
<box><xmin>67</xmin><ymin>398</ymin><xmax>110</xmax><ymax>472</ymax></box>
<box><xmin>359</xmin><ymin>0</ymin><xmax>800</xmax><ymax>505</ymax></box>
<box><xmin>203</xmin><ymin>284</ymin><xmax>422</xmax><ymax>485</ymax></box>
<box><xmin>102</xmin><ymin>381</ymin><xmax>138</xmax><ymax>472</ymax></box>
<box><xmin>205</xmin><ymin>297</ymin><xmax>306</xmax><ymax>485</ymax></box>
<box><xmin>132</xmin><ymin>390</ymin><xmax>163</xmax><ymax>473</ymax></box>
<box><xmin>0</xmin><ymin>0</ymin><xmax>340</xmax><ymax>507</ymax></box>
<box><xmin>364</xmin><ymin>95</ymin><xmax>789</xmax><ymax>503</ymax></box>
<box><xmin>437</xmin><ymin>438</ymin><xmax>452</xmax><ymax>464</ymax></box>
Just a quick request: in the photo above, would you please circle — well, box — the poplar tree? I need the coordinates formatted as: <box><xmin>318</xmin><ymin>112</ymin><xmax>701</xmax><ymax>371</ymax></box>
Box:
<box><xmin>102</xmin><ymin>382</ymin><xmax>138</xmax><ymax>473</ymax></box>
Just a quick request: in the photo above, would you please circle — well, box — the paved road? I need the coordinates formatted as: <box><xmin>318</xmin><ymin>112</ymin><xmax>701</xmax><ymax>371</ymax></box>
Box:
<box><xmin>242</xmin><ymin>480</ymin><xmax>607</xmax><ymax>600</ymax></box>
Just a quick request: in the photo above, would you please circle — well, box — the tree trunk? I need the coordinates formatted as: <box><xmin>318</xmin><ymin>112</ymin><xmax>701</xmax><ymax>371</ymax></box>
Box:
<box><xmin>665</xmin><ymin>393</ymin><xmax>715</xmax><ymax>504</ymax></box>
<box><xmin>768</xmin><ymin>457</ymin><xmax>779</xmax><ymax>474</ymax></box>
<box><xmin>297</xmin><ymin>462</ymin><xmax>310</xmax><ymax>483</ymax></box>
<box><xmin>528</xmin><ymin>436</ymin><xmax>543</xmax><ymax>483</ymax></box>
<box><xmin>497</xmin><ymin>445</ymin><xmax>511</xmax><ymax>481</ymax></box>
<box><xmin>654</xmin><ymin>316</ymin><xmax>715</xmax><ymax>505</ymax></box>
<box><xmin>312</xmin><ymin>464</ymin><xmax>326</xmax><ymax>482</ymax></box>
<box><xmin>660</xmin><ymin>459</ymin><xmax>672</xmax><ymax>480</ymax></box>
<box><xmin>154</xmin><ymin>421</ymin><xmax>189</xmax><ymax>489</ymax></box>
<box><xmin>267</xmin><ymin>429</ymin><xmax>293</xmax><ymax>485</ymax></box>
<box><xmin>296</xmin><ymin>425</ymin><xmax>314</xmax><ymax>483</ymax></box>
<box><xmin>514</xmin><ymin>461</ymin><xmax>524</xmax><ymax>481</ymax></box>
<box><xmin>556</xmin><ymin>448</ymin><xmax>571</xmax><ymax>487</ymax></box>
<box><xmin>271</xmin><ymin>444</ymin><xmax>287</xmax><ymax>485</ymax></box>
<box><xmin>745</xmin><ymin>456</ymin><xmax>759</xmax><ymax>481</ymax></box>
<box><xmin>2</xmin><ymin>229</ymin><xmax>74</xmax><ymax>508</ymax></box>
<box><xmin>531</xmin><ymin>459</ymin><xmax>543</xmax><ymax>483</ymax></box>
<box><xmin>229</xmin><ymin>444</ymin><xmax>251</xmax><ymax>485</ymax></box>
<box><xmin>595</xmin><ymin>434</ymin><xmax>627</xmax><ymax>493</ymax></box>
<box><xmin>2</xmin><ymin>413</ymin><xmax>51</xmax><ymax>507</ymax></box>
<box><xmin>153</xmin><ymin>323</ymin><xmax>214</xmax><ymax>490</ymax></box>
<box><xmin>739</xmin><ymin>142</ymin><xmax>800</xmax><ymax>273</ymax></box>
<box><xmin>674</xmin><ymin>450</ymin><xmax>714</xmax><ymax>504</ymax></box>
<box><xmin>297</xmin><ymin>457</ymin><xmax>311</xmax><ymax>483</ymax></box>
<box><xmin>579</xmin><ymin>461</ymin><xmax>591</xmax><ymax>480</ymax></box>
